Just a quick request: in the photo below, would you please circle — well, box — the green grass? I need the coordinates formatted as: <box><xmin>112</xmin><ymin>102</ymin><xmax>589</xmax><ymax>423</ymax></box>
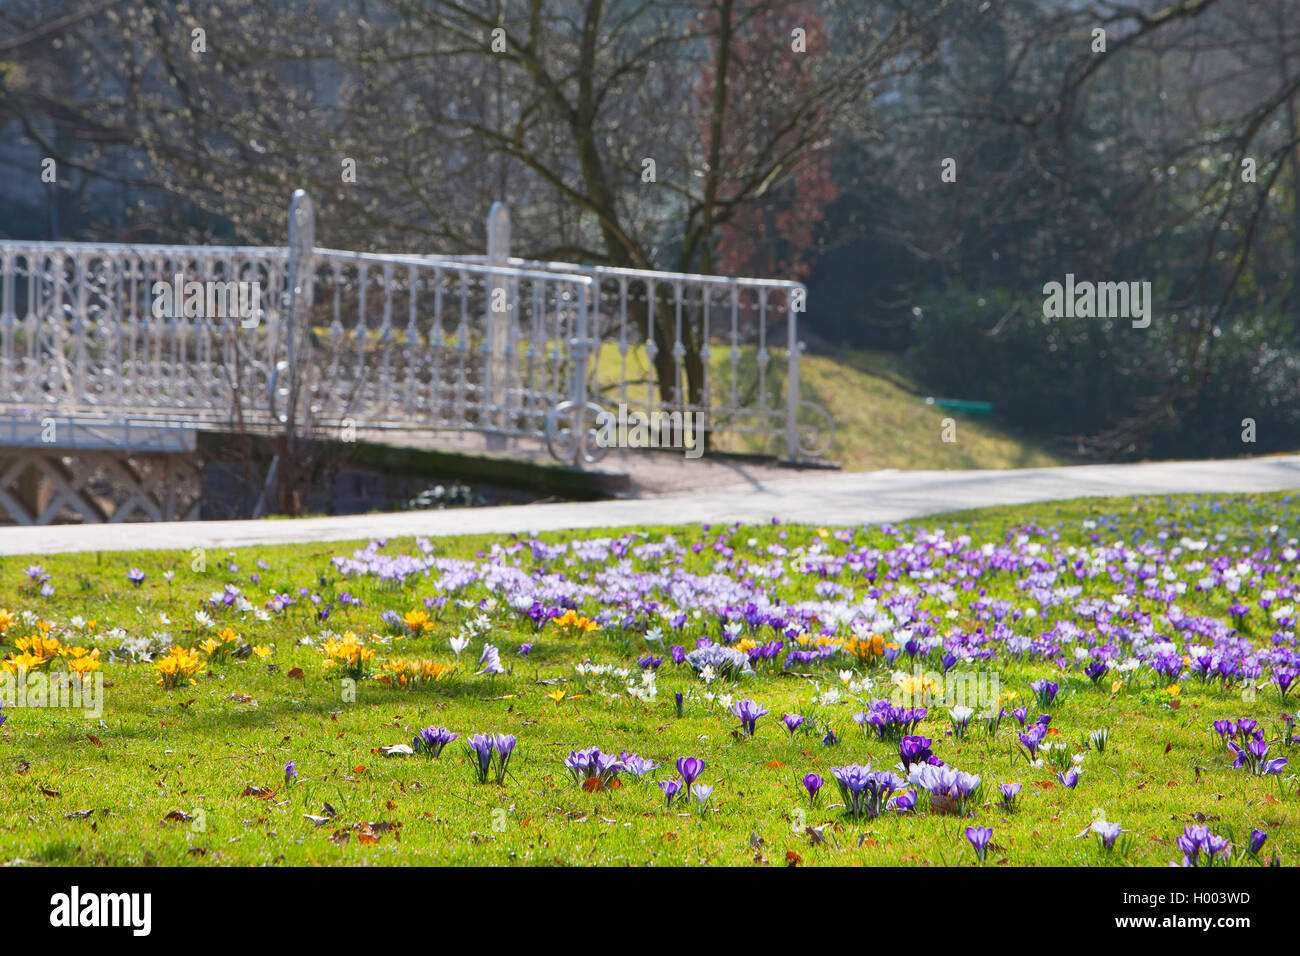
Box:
<box><xmin>0</xmin><ymin>491</ymin><xmax>1296</xmax><ymax>866</ymax></box>
<box><xmin>593</xmin><ymin>344</ymin><xmax>1065</xmax><ymax>470</ymax></box>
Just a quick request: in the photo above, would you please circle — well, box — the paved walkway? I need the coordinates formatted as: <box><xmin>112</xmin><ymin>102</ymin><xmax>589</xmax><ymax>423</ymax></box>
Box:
<box><xmin>5</xmin><ymin>455</ymin><xmax>1298</xmax><ymax>556</ymax></box>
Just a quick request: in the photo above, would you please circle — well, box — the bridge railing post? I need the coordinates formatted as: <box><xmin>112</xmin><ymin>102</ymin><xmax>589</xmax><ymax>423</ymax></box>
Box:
<box><xmin>282</xmin><ymin>190</ymin><xmax>315</xmax><ymax>430</ymax></box>
<box><xmin>786</xmin><ymin>287</ymin><xmax>800</xmax><ymax>462</ymax></box>
<box><xmin>486</xmin><ymin>202</ymin><xmax>511</xmax><ymax>431</ymax></box>
<box><xmin>274</xmin><ymin>189</ymin><xmax>315</xmax><ymax>513</ymax></box>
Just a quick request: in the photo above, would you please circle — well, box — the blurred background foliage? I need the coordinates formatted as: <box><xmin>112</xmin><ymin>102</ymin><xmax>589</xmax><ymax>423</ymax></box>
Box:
<box><xmin>1</xmin><ymin>0</ymin><xmax>1297</xmax><ymax>460</ymax></box>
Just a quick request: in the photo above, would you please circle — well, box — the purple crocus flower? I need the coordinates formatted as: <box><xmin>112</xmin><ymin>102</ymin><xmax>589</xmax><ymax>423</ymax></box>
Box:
<box><xmin>899</xmin><ymin>735</ymin><xmax>933</xmax><ymax>769</ymax></box>
<box><xmin>783</xmin><ymin>714</ymin><xmax>806</xmax><ymax>737</ymax></box>
<box><xmin>729</xmin><ymin>699</ymin><xmax>769</xmax><ymax>735</ymax></box>
<box><xmin>1248</xmin><ymin>828</ymin><xmax>1268</xmax><ymax>856</ymax></box>
<box><xmin>822</xmin><ymin>726</ymin><xmax>838</xmax><ymax>746</ymax></box>
<box><xmin>893</xmin><ymin>789</ymin><xmax>917</xmax><ymax>814</ymax></box>
<box><xmin>803</xmin><ymin>772</ymin><xmax>823</xmax><ymax>805</ymax></box>
<box><xmin>676</xmin><ymin>756</ymin><xmax>705</xmax><ymax>787</ymax></box>
<box><xmin>1011</xmin><ymin>707</ymin><xmax>1028</xmax><ymax>728</ymax></box>
<box><xmin>565</xmin><ymin>747</ymin><xmax>623</xmax><ymax>786</ymax></box>
<box><xmin>414</xmin><ymin>726</ymin><xmax>458</xmax><ymax>757</ymax></box>
<box><xmin>658</xmin><ymin>779</ymin><xmax>682</xmax><ymax>807</ymax></box>
<box><xmin>965</xmin><ymin>825</ymin><xmax>993</xmax><ymax>863</ymax></box>
<box><xmin>284</xmin><ymin>760</ymin><xmax>297</xmax><ymax>786</ymax></box>
<box><xmin>491</xmin><ymin>733</ymin><xmax>517</xmax><ymax>783</ymax></box>
<box><xmin>1177</xmin><ymin>825</ymin><xmax>1232</xmax><ymax>867</ymax></box>
<box><xmin>1057</xmin><ymin>768</ymin><xmax>1079</xmax><ymax>789</ymax></box>
<box><xmin>466</xmin><ymin>733</ymin><xmax>495</xmax><ymax>782</ymax></box>
<box><xmin>1030</xmin><ymin>679</ymin><xmax>1059</xmax><ymax>706</ymax></box>
<box><xmin>1093</xmin><ymin>820</ymin><xmax>1122</xmax><ymax>851</ymax></box>
<box><xmin>127</xmin><ymin>568</ymin><xmax>146</xmax><ymax>587</ymax></box>
<box><xmin>670</xmin><ymin>645</ymin><xmax>686</xmax><ymax>665</ymax></box>
<box><xmin>691</xmin><ymin>783</ymin><xmax>713</xmax><ymax>810</ymax></box>
<box><xmin>999</xmin><ymin>782</ymin><xmax>1021</xmax><ymax>809</ymax></box>
<box><xmin>619</xmin><ymin>751</ymin><xmax>659</xmax><ymax>778</ymax></box>
<box><xmin>1018</xmin><ymin>726</ymin><xmax>1045</xmax><ymax>759</ymax></box>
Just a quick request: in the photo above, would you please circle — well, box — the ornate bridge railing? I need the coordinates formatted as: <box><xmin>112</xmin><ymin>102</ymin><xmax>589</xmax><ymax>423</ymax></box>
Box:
<box><xmin>0</xmin><ymin>191</ymin><xmax>831</xmax><ymax>467</ymax></box>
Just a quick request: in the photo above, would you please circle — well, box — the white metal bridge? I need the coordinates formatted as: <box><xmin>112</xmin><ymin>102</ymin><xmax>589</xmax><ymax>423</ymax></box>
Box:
<box><xmin>0</xmin><ymin>191</ymin><xmax>831</xmax><ymax>523</ymax></box>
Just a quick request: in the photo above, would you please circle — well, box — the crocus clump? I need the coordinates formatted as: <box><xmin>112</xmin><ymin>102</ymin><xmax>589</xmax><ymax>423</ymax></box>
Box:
<box><xmin>909</xmin><ymin>763</ymin><xmax>982</xmax><ymax>814</ymax></box>
<box><xmin>565</xmin><ymin>747</ymin><xmax>624</xmax><ymax>787</ymax></box>
<box><xmin>1030</xmin><ymin>679</ymin><xmax>1059</xmax><ymax>707</ymax></box>
<box><xmin>619</xmin><ymin>751</ymin><xmax>659</xmax><ymax>778</ymax></box>
<box><xmin>831</xmin><ymin>763</ymin><xmax>905</xmax><ymax>819</ymax></box>
<box><xmin>1176</xmin><ymin>825</ymin><xmax>1231</xmax><ymax>867</ymax></box>
<box><xmin>999</xmin><ymin>782</ymin><xmax>1021</xmax><ymax>811</ymax></box>
<box><xmin>853</xmin><ymin>699</ymin><xmax>927</xmax><ymax>742</ymax></box>
<box><xmin>1227</xmin><ymin>737</ymin><xmax>1288</xmax><ymax>776</ymax></box>
<box><xmin>413</xmin><ymin>726</ymin><xmax>458</xmax><ymax>757</ymax></box>
<box><xmin>467</xmin><ymin>732</ymin><xmax>516</xmax><ymax>784</ymax></box>
<box><xmin>899</xmin><ymin>734</ymin><xmax>935</xmax><ymax>770</ymax></box>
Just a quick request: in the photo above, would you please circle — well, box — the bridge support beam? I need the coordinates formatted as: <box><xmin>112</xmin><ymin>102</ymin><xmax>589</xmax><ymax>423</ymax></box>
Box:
<box><xmin>0</xmin><ymin>450</ymin><xmax>201</xmax><ymax>525</ymax></box>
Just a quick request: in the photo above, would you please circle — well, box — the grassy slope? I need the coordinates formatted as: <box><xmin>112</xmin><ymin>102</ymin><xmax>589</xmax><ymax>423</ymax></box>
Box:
<box><xmin>0</xmin><ymin>492</ymin><xmax>1296</xmax><ymax>866</ymax></box>
<box><xmin>594</xmin><ymin>344</ymin><xmax>1064</xmax><ymax>470</ymax></box>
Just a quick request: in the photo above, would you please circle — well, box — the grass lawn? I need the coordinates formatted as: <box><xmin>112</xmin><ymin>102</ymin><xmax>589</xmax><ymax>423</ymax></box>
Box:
<box><xmin>594</xmin><ymin>344</ymin><xmax>1065</xmax><ymax>470</ymax></box>
<box><xmin>0</xmin><ymin>491</ymin><xmax>1296</xmax><ymax>866</ymax></box>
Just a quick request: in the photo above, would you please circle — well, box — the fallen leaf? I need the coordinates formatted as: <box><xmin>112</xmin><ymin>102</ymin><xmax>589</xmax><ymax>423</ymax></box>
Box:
<box><xmin>785</xmin><ymin>850</ymin><xmax>802</xmax><ymax>866</ymax></box>
<box><xmin>164</xmin><ymin>810</ymin><xmax>193</xmax><ymax>823</ymax></box>
<box><xmin>288</xmin><ymin>668</ymin><xmax>305</xmax><ymax>681</ymax></box>
<box><xmin>86</xmin><ymin>734</ymin><xmax>102</xmax><ymax>747</ymax></box>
